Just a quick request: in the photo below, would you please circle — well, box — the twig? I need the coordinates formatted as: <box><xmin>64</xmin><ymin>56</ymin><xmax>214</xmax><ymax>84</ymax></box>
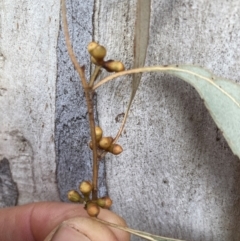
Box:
<box><xmin>61</xmin><ymin>0</ymin><xmax>87</xmax><ymax>87</ymax></box>
<box><xmin>89</xmin><ymin>66</ymin><xmax>101</xmax><ymax>88</ymax></box>
<box><xmin>94</xmin><ymin>218</ymin><xmax>184</xmax><ymax>241</ymax></box>
<box><xmin>113</xmin><ymin>98</ymin><xmax>131</xmax><ymax>143</ymax></box>
<box><xmin>61</xmin><ymin>0</ymin><xmax>99</xmax><ymax>199</ymax></box>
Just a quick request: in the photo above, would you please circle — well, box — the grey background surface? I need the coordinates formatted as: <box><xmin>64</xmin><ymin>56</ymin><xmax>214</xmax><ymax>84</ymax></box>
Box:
<box><xmin>0</xmin><ymin>0</ymin><xmax>240</xmax><ymax>241</ymax></box>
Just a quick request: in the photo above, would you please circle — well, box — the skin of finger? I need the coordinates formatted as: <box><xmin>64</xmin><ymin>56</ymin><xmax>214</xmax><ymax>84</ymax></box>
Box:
<box><xmin>50</xmin><ymin>226</ymin><xmax>91</xmax><ymax>241</ymax></box>
<box><xmin>0</xmin><ymin>202</ymin><xmax>130</xmax><ymax>241</ymax></box>
<box><xmin>44</xmin><ymin>217</ymin><xmax>120</xmax><ymax>241</ymax></box>
<box><xmin>44</xmin><ymin>207</ymin><xmax>130</xmax><ymax>241</ymax></box>
<box><xmin>0</xmin><ymin>202</ymin><xmax>88</xmax><ymax>241</ymax></box>
<box><xmin>98</xmin><ymin>208</ymin><xmax>130</xmax><ymax>241</ymax></box>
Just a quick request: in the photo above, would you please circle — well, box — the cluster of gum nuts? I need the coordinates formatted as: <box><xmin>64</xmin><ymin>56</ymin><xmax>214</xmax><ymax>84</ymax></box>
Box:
<box><xmin>68</xmin><ymin>181</ymin><xmax>112</xmax><ymax>217</ymax></box>
<box><xmin>89</xmin><ymin>126</ymin><xmax>123</xmax><ymax>156</ymax></box>
<box><xmin>68</xmin><ymin>43</ymin><xmax>125</xmax><ymax>217</ymax></box>
<box><xmin>87</xmin><ymin>41</ymin><xmax>125</xmax><ymax>72</ymax></box>
<box><xmin>67</xmin><ymin>127</ymin><xmax>123</xmax><ymax>217</ymax></box>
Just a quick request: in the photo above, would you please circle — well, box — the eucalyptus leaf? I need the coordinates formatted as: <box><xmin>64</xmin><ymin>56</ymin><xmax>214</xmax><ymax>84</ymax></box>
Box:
<box><xmin>167</xmin><ymin>65</ymin><xmax>240</xmax><ymax>159</ymax></box>
<box><xmin>113</xmin><ymin>0</ymin><xmax>151</xmax><ymax>142</ymax></box>
<box><xmin>94</xmin><ymin>65</ymin><xmax>240</xmax><ymax>159</ymax></box>
<box><xmin>132</xmin><ymin>0</ymin><xmax>151</xmax><ymax>99</ymax></box>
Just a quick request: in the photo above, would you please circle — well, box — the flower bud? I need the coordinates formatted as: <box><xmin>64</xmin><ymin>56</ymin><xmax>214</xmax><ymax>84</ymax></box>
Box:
<box><xmin>91</xmin><ymin>45</ymin><xmax>106</xmax><ymax>60</ymax></box>
<box><xmin>67</xmin><ymin>190</ymin><xmax>83</xmax><ymax>203</ymax></box>
<box><xmin>88</xmin><ymin>42</ymin><xmax>106</xmax><ymax>62</ymax></box>
<box><xmin>97</xmin><ymin>196</ymin><xmax>112</xmax><ymax>209</ymax></box>
<box><xmin>95</xmin><ymin>126</ymin><xmax>103</xmax><ymax>142</ymax></box>
<box><xmin>87</xmin><ymin>42</ymin><xmax>98</xmax><ymax>53</ymax></box>
<box><xmin>86</xmin><ymin>202</ymin><xmax>100</xmax><ymax>217</ymax></box>
<box><xmin>98</xmin><ymin>137</ymin><xmax>113</xmax><ymax>150</ymax></box>
<box><xmin>103</xmin><ymin>60</ymin><xmax>125</xmax><ymax>72</ymax></box>
<box><xmin>108</xmin><ymin>143</ymin><xmax>123</xmax><ymax>155</ymax></box>
<box><xmin>79</xmin><ymin>181</ymin><xmax>93</xmax><ymax>195</ymax></box>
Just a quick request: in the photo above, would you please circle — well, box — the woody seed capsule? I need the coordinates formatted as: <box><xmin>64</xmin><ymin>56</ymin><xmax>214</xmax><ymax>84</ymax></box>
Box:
<box><xmin>97</xmin><ymin>196</ymin><xmax>113</xmax><ymax>209</ymax></box>
<box><xmin>98</xmin><ymin>137</ymin><xmax>113</xmax><ymax>150</ymax></box>
<box><xmin>87</xmin><ymin>42</ymin><xmax>98</xmax><ymax>53</ymax></box>
<box><xmin>103</xmin><ymin>60</ymin><xmax>125</xmax><ymax>72</ymax></box>
<box><xmin>79</xmin><ymin>181</ymin><xmax>93</xmax><ymax>195</ymax></box>
<box><xmin>108</xmin><ymin>143</ymin><xmax>123</xmax><ymax>155</ymax></box>
<box><xmin>67</xmin><ymin>190</ymin><xmax>83</xmax><ymax>203</ymax></box>
<box><xmin>91</xmin><ymin>45</ymin><xmax>107</xmax><ymax>60</ymax></box>
<box><xmin>95</xmin><ymin>126</ymin><xmax>103</xmax><ymax>142</ymax></box>
<box><xmin>87</xmin><ymin>202</ymin><xmax>100</xmax><ymax>217</ymax></box>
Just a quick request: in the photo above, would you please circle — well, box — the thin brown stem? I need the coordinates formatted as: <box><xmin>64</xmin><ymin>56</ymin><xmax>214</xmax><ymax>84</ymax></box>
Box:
<box><xmin>94</xmin><ymin>218</ymin><xmax>183</xmax><ymax>241</ymax></box>
<box><xmin>113</xmin><ymin>98</ymin><xmax>132</xmax><ymax>143</ymax></box>
<box><xmin>61</xmin><ymin>0</ymin><xmax>87</xmax><ymax>87</ymax></box>
<box><xmin>84</xmin><ymin>88</ymin><xmax>98</xmax><ymax>199</ymax></box>
<box><xmin>61</xmin><ymin>0</ymin><xmax>99</xmax><ymax>199</ymax></box>
<box><xmin>89</xmin><ymin>66</ymin><xmax>101</xmax><ymax>88</ymax></box>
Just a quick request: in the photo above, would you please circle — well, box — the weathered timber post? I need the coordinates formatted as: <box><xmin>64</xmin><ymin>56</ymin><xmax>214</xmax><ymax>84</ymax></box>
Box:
<box><xmin>0</xmin><ymin>1</ymin><xmax>239</xmax><ymax>241</ymax></box>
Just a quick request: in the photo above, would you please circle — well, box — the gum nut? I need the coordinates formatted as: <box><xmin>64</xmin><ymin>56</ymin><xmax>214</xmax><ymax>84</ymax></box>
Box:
<box><xmin>87</xmin><ymin>42</ymin><xmax>98</xmax><ymax>53</ymax></box>
<box><xmin>108</xmin><ymin>143</ymin><xmax>123</xmax><ymax>155</ymax></box>
<box><xmin>79</xmin><ymin>181</ymin><xmax>93</xmax><ymax>194</ymax></box>
<box><xmin>99</xmin><ymin>137</ymin><xmax>113</xmax><ymax>150</ymax></box>
<box><xmin>91</xmin><ymin>45</ymin><xmax>107</xmax><ymax>60</ymax></box>
<box><xmin>67</xmin><ymin>190</ymin><xmax>82</xmax><ymax>202</ymax></box>
<box><xmin>95</xmin><ymin>126</ymin><xmax>103</xmax><ymax>142</ymax></box>
<box><xmin>87</xmin><ymin>202</ymin><xmax>100</xmax><ymax>217</ymax></box>
<box><xmin>97</xmin><ymin>196</ymin><xmax>112</xmax><ymax>208</ymax></box>
<box><xmin>103</xmin><ymin>60</ymin><xmax>125</xmax><ymax>72</ymax></box>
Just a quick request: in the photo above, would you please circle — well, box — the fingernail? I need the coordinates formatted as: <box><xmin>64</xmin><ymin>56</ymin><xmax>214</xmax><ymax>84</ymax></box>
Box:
<box><xmin>51</xmin><ymin>226</ymin><xmax>91</xmax><ymax>241</ymax></box>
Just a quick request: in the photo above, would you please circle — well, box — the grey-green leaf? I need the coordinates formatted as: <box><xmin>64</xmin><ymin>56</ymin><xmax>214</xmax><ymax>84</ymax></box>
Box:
<box><xmin>113</xmin><ymin>0</ymin><xmax>151</xmax><ymax>142</ymax></box>
<box><xmin>167</xmin><ymin>65</ymin><xmax>240</xmax><ymax>158</ymax></box>
<box><xmin>95</xmin><ymin>64</ymin><xmax>240</xmax><ymax>159</ymax></box>
<box><xmin>132</xmin><ymin>0</ymin><xmax>151</xmax><ymax>99</ymax></box>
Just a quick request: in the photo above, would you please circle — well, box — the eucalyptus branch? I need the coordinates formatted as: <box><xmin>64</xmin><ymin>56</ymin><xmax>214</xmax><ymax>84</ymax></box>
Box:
<box><xmin>92</xmin><ymin>66</ymin><xmax>169</xmax><ymax>90</ymax></box>
<box><xmin>61</xmin><ymin>0</ymin><xmax>98</xmax><ymax>199</ymax></box>
<box><xmin>93</xmin><ymin>64</ymin><xmax>240</xmax><ymax>149</ymax></box>
<box><xmin>93</xmin><ymin>65</ymin><xmax>240</xmax><ymax>108</ymax></box>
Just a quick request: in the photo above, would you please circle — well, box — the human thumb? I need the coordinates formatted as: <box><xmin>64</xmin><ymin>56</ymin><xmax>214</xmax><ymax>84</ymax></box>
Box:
<box><xmin>44</xmin><ymin>217</ymin><xmax>122</xmax><ymax>241</ymax></box>
<box><xmin>49</xmin><ymin>225</ymin><xmax>91</xmax><ymax>241</ymax></box>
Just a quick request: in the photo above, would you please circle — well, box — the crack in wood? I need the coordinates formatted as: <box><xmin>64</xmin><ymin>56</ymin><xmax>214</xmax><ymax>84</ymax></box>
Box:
<box><xmin>0</xmin><ymin>158</ymin><xmax>19</xmax><ymax>207</ymax></box>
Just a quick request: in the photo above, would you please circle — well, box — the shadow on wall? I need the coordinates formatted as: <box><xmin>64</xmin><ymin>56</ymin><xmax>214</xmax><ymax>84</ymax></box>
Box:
<box><xmin>0</xmin><ymin>130</ymin><xmax>34</xmax><ymax>206</ymax></box>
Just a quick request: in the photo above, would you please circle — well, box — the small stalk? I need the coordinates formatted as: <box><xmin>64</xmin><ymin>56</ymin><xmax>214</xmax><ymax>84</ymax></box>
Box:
<box><xmin>89</xmin><ymin>66</ymin><xmax>101</xmax><ymax>88</ymax></box>
<box><xmin>61</xmin><ymin>0</ymin><xmax>99</xmax><ymax>200</ymax></box>
<box><xmin>84</xmin><ymin>88</ymin><xmax>98</xmax><ymax>200</ymax></box>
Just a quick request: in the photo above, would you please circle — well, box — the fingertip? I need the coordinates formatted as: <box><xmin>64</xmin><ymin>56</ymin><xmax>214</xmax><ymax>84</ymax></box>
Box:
<box><xmin>98</xmin><ymin>208</ymin><xmax>130</xmax><ymax>241</ymax></box>
<box><xmin>45</xmin><ymin>217</ymin><xmax>119</xmax><ymax>241</ymax></box>
<box><xmin>50</xmin><ymin>226</ymin><xmax>91</xmax><ymax>241</ymax></box>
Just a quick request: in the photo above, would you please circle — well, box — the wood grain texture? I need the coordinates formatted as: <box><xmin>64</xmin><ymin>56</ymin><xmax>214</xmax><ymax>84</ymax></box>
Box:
<box><xmin>1</xmin><ymin>1</ymin><xmax>240</xmax><ymax>241</ymax></box>
<box><xmin>0</xmin><ymin>0</ymin><xmax>60</xmax><ymax>204</ymax></box>
<box><xmin>0</xmin><ymin>158</ymin><xmax>18</xmax><ymax>207</ymax></box>
<box><xmin>95</xmin><ymin>1</ymin><xmax>240</xmax><ymax>240</ymax></box>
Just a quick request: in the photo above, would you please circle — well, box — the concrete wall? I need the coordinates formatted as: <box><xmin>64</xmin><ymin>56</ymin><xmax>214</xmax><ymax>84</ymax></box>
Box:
<box><xmin>1</xmin><ymin>0</ymin><xmax>240</xmax><ymax>241</ymax></box>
